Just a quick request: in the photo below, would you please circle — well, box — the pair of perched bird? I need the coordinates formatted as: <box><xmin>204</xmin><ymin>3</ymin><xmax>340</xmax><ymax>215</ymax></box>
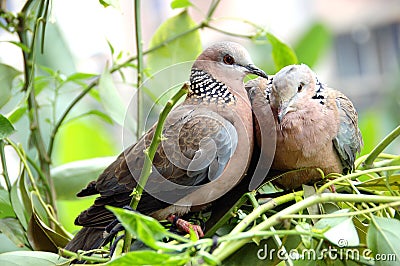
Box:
<box><xmin>65</xmin><ymin>42</ymin><xmax>363</xmax><ymax>251</ymax></box>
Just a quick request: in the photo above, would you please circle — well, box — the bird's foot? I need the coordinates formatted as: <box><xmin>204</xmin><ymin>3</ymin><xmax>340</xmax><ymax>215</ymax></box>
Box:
<box><xmin>167</xmin><ymin>214</ymin><xmax>204</xmax><ymax>238</ymax></box>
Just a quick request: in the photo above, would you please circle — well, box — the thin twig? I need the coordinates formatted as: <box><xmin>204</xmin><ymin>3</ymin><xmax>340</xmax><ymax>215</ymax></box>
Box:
<box><xmin>47</xmin><ymin>80</ymin><xmax>97</xmax><ymax>157</ymax></box>
<box><xmin>318</xmin><ymin>165</ymin><xmax>400</xmax><ymax>193</ymax></box>
<box><xmin>205</xmin><ymin>24</ymin><xmax>255</xmax><ymax>39</ymax></box>
<box><xmin>281</xmin><ymin>201</ymin><xmax>400</xmax><ymax>219</ymax></box>
<box><xmin>121</xmin><ymin>0</ymin><xmax>144</xmax><ymax>253</ymax></box>
<box><xmin>122</xmin><ymin>84</ymin><xmax>189</xmax><ymax>252</ymax></box>
<box><xmin>134</xmin><ymin>0</ymin><xmax>144</xmax><ymax>140</ymax></box>
<box><xmin>247</xmin><ymin>193</ymin><xmax>294</xmax><ymax>266</ymax></box>
<box><xmin>59</xmin><ymin>248</ymin><xmax>109</xmax><ymax>263</ymax></box>
<box><xmin>0</xmin><ymin>140</ymin><xmax>11</xmax><ymax>191</ymax></box>
<box><xmin>213</xmin><ymin>193</ymin><xmax>400</xmax><ymax>261</ymax></box>
<box><xmin>17</xmin><ymin>2</ymin><xmax>55</xmax><ymax>210</ymax></box>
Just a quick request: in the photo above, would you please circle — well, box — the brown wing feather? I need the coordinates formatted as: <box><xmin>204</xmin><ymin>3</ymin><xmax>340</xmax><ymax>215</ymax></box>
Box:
<box><xmin>74</xmin><ymin>105</ymin><xmax>237</xmax><ymax>227</ymax></box>
<box><xmin>332</xmin><ymin>90</ymin><xmax>363</xmax><ymax>172</ymax></box>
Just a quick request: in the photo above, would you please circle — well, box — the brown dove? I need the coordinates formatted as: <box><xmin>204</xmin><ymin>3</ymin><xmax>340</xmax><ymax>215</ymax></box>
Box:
<box><xmin>65</xmin><ymin>42</ymin><xmax>268</xmax><ymax>252</ymax></box>
<box><xmin>246</xmin><ymin>64</ymin><xmax>363</xmax><ymax>189</ymax></box>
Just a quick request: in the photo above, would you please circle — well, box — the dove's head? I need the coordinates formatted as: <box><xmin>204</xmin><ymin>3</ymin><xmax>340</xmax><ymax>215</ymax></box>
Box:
<box><xmin>191</xmin><ymin>42</ymin><xmax>267</xmax><ymax>97</ymax></box>
<box><xmin>270</xmin><ymin>64</ymin><xmax>319</xmax><ymax>123</ymax></box>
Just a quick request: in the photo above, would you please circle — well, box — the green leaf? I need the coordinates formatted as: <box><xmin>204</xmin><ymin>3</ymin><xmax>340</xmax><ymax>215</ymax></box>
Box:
<box><xmin>66</xmin><ymin>72</ymin><xmax>96</xmax><ymax>82</ymax></box>
<box><xmin>0</xmin><ymin>233</ymin><xmax>29</xmax><ymax>253</ymax></box>
<box><xmin>147</xmin><ymin>10</ymin><xmax>202</xmax><ymax>74</ymax></box>
<box><xmin>353</xmin><ymin>217</ymin><xmax>367</xmax><ymax>245</ymax></box>
<box><xmin>296</xmin><ymin>222</ymin><xmax>312</xmax><ymax>249</ymax></box>
<box><xmin>5</xmin><ymin>41</ymin><xmax>30</xmax><ymax>53</ymax></box>
<box><xmin>27</xmin><ymin>212</ymin><xmax>70</xmax><ymax>252</ymax></box>
<box><xmin>171</xmin><ymin>0</ymin><xmax>192</xmax><ymax>9</ymax></box>
<box><xmin>7</xmin><ymin>105</ymin><xmax>27</xmax><ymax>124</ymax></box>
<box><xmin>65</xmin><ymin>72</ymin><xmax>97</xmax><ymax>87</ymax></box>
<box><xmin>107</xmin><ymin>39</ymin><xmax>115</xmax><ymax>55</ymax></box>
<box><xmin>0</xmin><ymin>251</ymin><xmax>69</xmax><ymax>266</ymax></box>
<box><xmin>257</xmin><ymin>181</ymin><xmax>281</xmax><ymax>195</ymax></box>
<box><xmin>367</xmin><ymin>216</ymin><xmax>400</xmax><ymax>262</ymax></box>
<box><xmin>314</xmin><ymin>209</ymin><xmax>359</xmax><ymax>247</ymax></box>
<box><xmin>33</xmin><ymin>76</ymin><xmax>50</xmax><ymax>95</ymax></box>
<box><xmin>10</xmin><ymin>180</ymin><xmax>28</xmax><ymax>230</ymax></box>
<box><xmin>106</xmin><ymin>250</ymin><xmax>189</xmax><ymax>266</ymax></box>
<box><xmin>0</xmin><ymin>63</ymin><xmax>20</xmax><ymax>108</ymax></box>
<box><xmin>107</xmin><ymin>206</ymin><xmax>168</xmax><ymax>250</ymax></box>
<box><xmin>0</xmin><ymin>189</ymin><xmax>15</xmax><ymax>219</ymax></box>
<box><xmin>99</xmin><ymin>0</ymin><xmax>120</xmax><ymax>9</ymax></box>
<box><xmin>266</xmin><ymin>33</ymin><xmax>298</xmax><ymax>71</ymax></box>
<box><xmin>51</xmin><ymin>156</ymin><xmax>115</xmax><ymax>200</ymax></box>
<box><xmin>0</xmin><ymin>115</ymin><xmax>15</xmax><ymax>139</ymax></box>
<box><xmin>294</xmin><ymin>22</ymin><xmax>332</xmax><ymax>68</ymax></box>
<box><xmin>98</xmin><ymin>68</ymin><xmax>127</xmax><ymax>126</ymax></box>
<box><xmin>0</xmin><ymin>218</ymin><xmax>29</xmax><ymax>249</ymax></box>
<box><xmin>19</xmin><ymin>172</ymin><xmax>32</xmax><ymax>220</ymax></box>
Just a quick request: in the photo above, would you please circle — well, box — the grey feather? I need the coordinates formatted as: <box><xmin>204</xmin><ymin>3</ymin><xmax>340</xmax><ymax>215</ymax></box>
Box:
<box><xmin>333</xmin><ymin>94</ymin><xmax>363</xmax><ymax>172</ymax></box>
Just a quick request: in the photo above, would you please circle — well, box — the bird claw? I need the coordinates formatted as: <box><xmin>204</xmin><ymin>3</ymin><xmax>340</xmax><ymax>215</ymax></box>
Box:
<box><xmin>167</xmin><ymin>214</ymin><xmax>204</xmax><ymax>238</ymax></box>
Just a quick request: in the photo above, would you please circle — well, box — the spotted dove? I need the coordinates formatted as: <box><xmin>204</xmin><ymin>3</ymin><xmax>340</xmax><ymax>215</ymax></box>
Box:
<box><xmin>246</xmin><ymin>64</ymin><xmax>363</xmax><ymax>189</ymax></box>
<box><xmin>65</xmin><ymin>42</ymin><xmax>268</xmax><ymax>252</ymax></box>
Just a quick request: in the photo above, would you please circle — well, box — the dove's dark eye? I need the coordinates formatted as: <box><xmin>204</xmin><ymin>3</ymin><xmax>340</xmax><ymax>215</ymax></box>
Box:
<box><xmin>297</xmin><ymin>83</ymin><xmax>304</xmax><ymax>93</ymax></box>
<box><xmin>223</xmin><ymin>54</ymin><xmax>235</xmax><ymax>65</ymax></box>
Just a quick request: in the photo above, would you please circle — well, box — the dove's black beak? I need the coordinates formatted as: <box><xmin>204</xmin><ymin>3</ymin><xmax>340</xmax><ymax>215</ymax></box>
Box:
<box><xmin>245</xmin><ymin>64</ymin><xmax>268</xmax><ymax>79</ymax></box>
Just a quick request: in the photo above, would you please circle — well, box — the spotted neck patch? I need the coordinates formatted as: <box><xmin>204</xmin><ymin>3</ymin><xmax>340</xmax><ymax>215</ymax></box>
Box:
<box><xmin>188</xmin><ymin>69</ymin><xmax>236</xmax><ymax>104</ymax></box>
<box><xmin>311</xmin><ymin>77</ymin><xmax>326</xmax><ymax>105</ymax></box>
<box><xmin>263</xmin><ymin>77</ymin><xmax>273</xmax><ymax>103</ymax></box>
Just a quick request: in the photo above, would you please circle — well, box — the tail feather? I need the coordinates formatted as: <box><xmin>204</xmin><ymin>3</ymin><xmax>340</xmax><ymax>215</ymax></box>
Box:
<box><xmin>65</xmin><ymin>227</ymin><xmax>106</xmax><ymax>252</ymax></box>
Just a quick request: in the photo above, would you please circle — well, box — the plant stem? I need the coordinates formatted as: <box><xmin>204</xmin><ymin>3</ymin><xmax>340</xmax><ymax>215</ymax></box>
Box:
<box><xmin>130</xmin><ymin>84</ymin><xmax>188</xmax><ymax>207</ymax></box>
<box><xmin>318</xmin><ymin>165</ymin><xmax>400</xmax><ymax>193</ymax></box>
<box><xmin>206</xmin><ymin>0</ymin><xmax>221</xmax><ymax>19</ymax></box>
<box><xmin>122</xmin><ymin>83</ymin><xmax>189</xmax><ymax>253</ymax></box>
<box><xmin>230</xmin><ymin>191</ymin><xmax>304</xmax><ymax>235</ymax></box>
<box><xmin>213</xmin><ymin>193</ymin><xmax>400</xmax><ymax>261</ymax></box>
<box><xmin>180</xmin><ymin>229</ymin><xmax>324</xmax><ymax>251</ymax></box>
<box><xmin>26</xmin><ymin>151</ymin><xmax>51</xmax><ymax>199</ymax></box>
<box><xmin>48</xmin><ymin>80</ymin><xmax>97</xmax><ymax>157</ymax></box>
<box><xmin>204</xmin><ymin>193</ymin><xmax>249</xmax><ymax>237</ymax></box>
<box><xmin>110</xmin><ymin>24</ymin><xmax>203</xmax><ymax>73</ymax></box>
<box><xmin>247</xmin><ymin>193</ymin><xmax>293</xmax><ymax>266</ymax></box>
<box><xmin>363</xmin><ymin>125</ymin><xmax>400</xmax><ymax>168</ymax></box>
<box><xmin>59</xmin><ymin>248</ymin><xmax>109</xmax><ymax>263</ymax></box>
<box><xmin>17</xmin><ymin>3</ymin><xmax>56</xmax><ymax>211</ymax></box>
<box><xmin>7</xmin><ymin>138</ymin><xmax>71</xmax><ymax>237</ymax></box>
<box><xmin>134</xmin><ymin>0</ymin><xmax>144</xmax><ymax>140</ymax></box>
<box><xmin>282</xmin><ymin>201</ymin><xmax>400</xmax><ymax>219</ymax></box>
<box><xmin>0</xmin><ymin>140</ymin><xmax>11</xmax><ymax>191</ymax></box>
<box><xmin>206</xmin><ymin>24</ymin><xmax>254</xmax><ymax>39</ymax></box>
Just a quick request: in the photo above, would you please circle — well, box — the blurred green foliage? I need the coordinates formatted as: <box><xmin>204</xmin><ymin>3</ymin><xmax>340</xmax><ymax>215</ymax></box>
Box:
<box><xmin>53</xmin><ymin>118</ymin><xmax>118</xmax><ymax>165</ymax></box>
<box><xmin>294</xmin><ymin>22</ymin><xmax>332</xmax><ymax>67</ymax></box>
